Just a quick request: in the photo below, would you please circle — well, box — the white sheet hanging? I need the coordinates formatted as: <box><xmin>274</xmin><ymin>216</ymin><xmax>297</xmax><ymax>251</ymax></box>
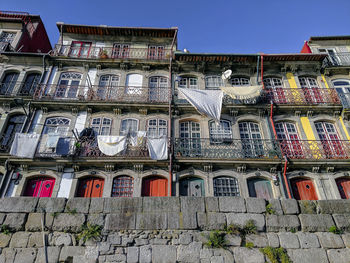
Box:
<box><xmin>221</xmin><ymin>85</ymin><xmax>262</xmax><ymax>100</ymax></box>
<box><xmin>97</xmin><ymin>136</ymin><xmax>126</xmax><ymax>156</ymax></box>
<box><xmin>130</xmin><ymin>131</ymin><xmax>147</xmax><ymax>147</ymax></box>
<box><xmin>178</xmin><ymin>88</ymin><xmax>223</xmax><ymax>123</ymax></box>
<box><xmin>10</xmin><ymin>133</ymin><xmax>40</xmax><ymax>158</ymax></box>
<box><xmin>147</xmin><ymin>137</ymin><xmax>168</xmax><ymax>160</ymax></box>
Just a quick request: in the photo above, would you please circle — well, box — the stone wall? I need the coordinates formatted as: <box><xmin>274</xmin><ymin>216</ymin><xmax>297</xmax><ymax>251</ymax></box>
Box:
<box><xmin>0</xmin><ymin>197</ymin><xmax>349</xmax><ymax>263</ymax></box>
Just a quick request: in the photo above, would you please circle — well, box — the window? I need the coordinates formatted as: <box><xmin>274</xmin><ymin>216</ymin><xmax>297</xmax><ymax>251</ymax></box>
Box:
<box><xmin>205</xmin><ymin>76</ymin><xmax>223</xmax><ymax>89</ymax></box>
<box><xmin>333</xmin><ymin>79</ymin><xmax>350</xmax><ymax>108</ymax></box>
<box><xmin>55</xmin><ymin>72</ymin><xmax>82</xmax><ymax>98</ymax></box>
<box><xmin>1</xmin><ymin>72</ymin><xmax>19</xmax><ymax>95</ymax></box>
<box><xmin>318</xmin><ymin>48</ymin><xmax>340</xmax><ymax>66</ymax></box>
<box><xmin>148</xmin><ymin>45</ymin><xmax>164</xmax><ymax>60</ymax></box>
<box><xmin>149</xmin><ymin>76</ymin><xmax>168</xmax><ymax>102</ymax></box>
<box><xmin>0</xmin><ymin>32</ymin><xmax>16</xmax><ymax>43</ymax></box>
<box><xmin>43</xmin><ymin>117</ymin><xmax>70</xmax><ymax>135</ymax></box>
<box><xmin>148</xmin><ymin>119</ymin><xmax>167</xmax><ymax>138</ymax></box>
<box><xmin>263</xmin><ymin>77</ymin><xmax>286</xmax><ymax>103</ymax></box>
<box><xmin>19</xmin><ymin>73</ymin><xmax>41</xmax><ymax>96</ymax></box>
<box><xmin>69</xmin><ymin>41</ymin><xmax>91</xmax><ymax>58</ymax></box>
<box><xmin>120</xmin><ymin>119</ymin><xmax>138</xmax><ymax>136</ymax></box>
<box><xmin>298</xmin><ymin>77</ymin><xmax>323</xmax><ymax>103</ymax></box>
<box><xmin>179</xmin><ymin>121</ymin><xmax>201</xmax><ymax>156</ymax></box>
<box><xmin>91</xmin><ymin>117</ymin><xmax>112</xmax><ymax>135</ymax></box>
<box><xmin>213</xmin><ymin>177</ymin><xmax>240</xmax><ymax>196</ymax></box>
<box><xmin>111</xmin><ymin>176</ymin><xmax>133</xmax><ymax>197</ymax></box>
<box><xmin>125</xmin><ymin>74</ymin><xmax>143</xmax><ymax>95</ymax></box>
<box><xmin>97</xmin><ymin>74</ymin><xmax>119</xmax><ymax>100</ymax></box>
<box><xmin>209</xmin><ymin>120</ymin><xmax>232</xmax><ymax>143</ymax></box>
<box><xmin>179</xmin><ymin>77</ymin><xmax>198</xmax><ymax>89</ymax></box>
<box><xmin>315</xmin><ymin>122</ymin><xmax>344</xmax><ymax>158</ymax></box>
<box><xmin>275</xmin><ymin>122</ymin><xmax>303</xmax><ymax>158</ymax></box>
<box><xmin>112</xmin><ymin>44</ymin><xmax>130</xmax><ymax>58</ymax></box>
<box><xmin>230</xmin><ymin>77</ymin><xmax>250</xmax><ymax>86</ymax></box>
<box><xmin>239</xmin><ymin>122</ymin><xmax>264</xmax><ymax>157</ymax></box>
<box><xmin>0</xmin><ymin>114</ymin><xmax>25</xmax><ymax>151</ymax></box>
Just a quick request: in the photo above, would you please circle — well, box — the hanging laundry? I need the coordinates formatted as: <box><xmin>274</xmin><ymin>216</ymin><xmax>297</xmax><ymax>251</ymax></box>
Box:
<box><xmin>130</xmin><ymin>131</ymin><xmax>147</xmax><ymax>147</ymax></box>
<box><xmin>221</xmin><ymin>85</ymin><xmax>262</xmax><ymax>100</ymax></box>
<box><xmin>10</xmin><ymin>133</ymin><xmax>40</xmax><ymax>158</ymax></box>
<box><xmin>147</xmin><ymin>137</ymin><xmax>168</xmax><ymax>160</ymax></box>
<box><xmin>56</xmin><ymin>137</ymin><xmax>72</xmax><ymax>155</ymax></box>
<box><xmin>97</xmin><ymin>135</ymin><xmax>126</xmax><ymax>156</ymax></box>
<box><xmin>46</xmin><ymin>133</ymin><xmax>60</xmax><ymax>148</ymax></box>
<box><xmin>178</xmin><ymin>88</ymin><xmax>223</xmax><ymax>123</ymax></box>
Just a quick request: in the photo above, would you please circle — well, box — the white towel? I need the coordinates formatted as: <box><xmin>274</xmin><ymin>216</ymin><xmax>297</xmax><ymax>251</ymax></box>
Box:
<box><xmin>178</xmin><ymin>88</ymin><xmax>223</xmax><ymax>123</ymax></box>
<box><xmin>46</xmin><ymin>134</ymin><xmax>60</xmax><ymax>148</ymax></box>
<box><xmin>10</xmin><ymin>133</ymin><xmax>40</xmax><ymax>158</ymax></box>
<box><xmin>130</xmin><ymin>131</ymin><xmax>147</xmax><ymax>146</ymax></box>
<box><xmin>97</xmin><ymin>135</ymin><xmax>126</xmax><ymax>156</ymax></box>
<box><xmin>147</xmin><ymin>137</ymin><xmax>168</xmax><ymax>160</ymax></box>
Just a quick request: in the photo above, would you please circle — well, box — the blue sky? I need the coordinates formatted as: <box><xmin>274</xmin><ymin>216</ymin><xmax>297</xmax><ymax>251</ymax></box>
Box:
<box><xmin>2</xmin><ymin>0</ymin><xmax>350</xmax><ymax>54</ymax></box>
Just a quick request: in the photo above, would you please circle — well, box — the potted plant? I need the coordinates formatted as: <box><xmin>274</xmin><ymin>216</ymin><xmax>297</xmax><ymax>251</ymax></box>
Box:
<box><xmin>100</xmin><ymin>49</ymin><xmax>108</xmax><ymax>59</ymax></box>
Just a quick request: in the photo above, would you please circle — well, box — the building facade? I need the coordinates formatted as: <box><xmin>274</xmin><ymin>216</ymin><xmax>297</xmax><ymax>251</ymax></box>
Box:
<box><xmin>0</xmin><ymin>14</ymin><xmax>349</xmax><ymax>200</ymax></box>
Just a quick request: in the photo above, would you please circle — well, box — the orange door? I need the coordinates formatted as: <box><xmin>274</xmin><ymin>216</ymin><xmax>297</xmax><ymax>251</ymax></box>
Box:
<box><xmin>336</xmin><ymin>178</ymin><xmax>350</xmax><ymax>199</ymax></box>
<box><xmin>291</xmin><ymin>178</ymin><xmax>318</xmax><ymax>200</ymax></box>
<box><xmin>142</xmin><ymin>176</ymin><xmax>168</xmax><ymax>196</ymax></box>
<box><xmin>77</xmin><ymin>177</ymin><xmax>104</xmax><ymax>197</ymax></box>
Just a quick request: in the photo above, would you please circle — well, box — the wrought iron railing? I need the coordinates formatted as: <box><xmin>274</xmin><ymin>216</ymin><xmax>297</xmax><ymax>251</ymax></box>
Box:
<box><xmin>325</xmin><ymin>52</ymin><xmax>350</xmax><ymax>67</ymax></box>
<box><xmin>173</xmin><ymin>138</ymin><xmax>281</xmax><ymax>159</ymax></box>
<box><xmin>338</xmin><ymin>93</ymin><xmax>350</xmax><ymax>109</ymax></box>
<box><xmin>76</xmin><ymin>136</ymin><xmax>149</xmax><ymax>158</ymax></box>
<box><xmin>53</xmin><ymin>44</ymin><xmax>171</xmax><ymax>61</ymax></box>
<box><xmin>279</xmin><ymin>139</ymin><xmax>350</xmax><ymax>160</ymax></box>
<box><xmin>0</xmin><ymin>82</ymin><xmax>38</xmax><ymax>96</ymax></box>
<box><xmin>35</xmin><ymin>135</ymin><xmax>76</xmax><ymax>158</ymax></box>
<box><xmin>33</xmin><ymin>84</ymin><xmax>170</xmax><ymax>103</ymax></box>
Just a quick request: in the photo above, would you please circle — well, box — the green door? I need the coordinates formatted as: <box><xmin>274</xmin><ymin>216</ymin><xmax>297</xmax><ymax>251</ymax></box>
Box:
<box><xmin>179</xmin><ymin>177</ymin><xmax>204</xmax><ymax>197</ymax></box>
<box><xmin>248</xmin><ymin>178</ymin><xmax>273</xmax><ymax>199</ymax></box>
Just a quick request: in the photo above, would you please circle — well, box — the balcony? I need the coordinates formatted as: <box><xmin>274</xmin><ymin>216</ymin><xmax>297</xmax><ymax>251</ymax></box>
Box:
<box><xmin>279</xmin><ymin>139</ymin><xmax>350</xmax><ymax>160</ymax></box>
<box><xmin>53</xmin><ymin>44</ymin><xmax>171</xmax><ymax>61</ymax></box>
<box><xmin>33</xmin><ymin>84</ymin><xmax>170</xmax><ymax>104</ymax></box>
<box><xmin>325</xmin><ymin>52</ymin><xmax>350</xmax><ymax>67</ymax></box>
<box><xmin>35</xmin><ymin>135</ymin><xmax>76</xmax><ymax>158</ymax></box>
<box><xmin>338</xmin><ymin>93</ymin><xmax>350</xmax><ymax>109</ymax></box>
<box><xmin>173</xmin><ymin>138</ymin><xmax>280</xmax><ymax>160</ymax></box>
<box><xmin>0</xmin><ymin>82</ymin><xmax>38</xmax><ymax>97</ymax></box>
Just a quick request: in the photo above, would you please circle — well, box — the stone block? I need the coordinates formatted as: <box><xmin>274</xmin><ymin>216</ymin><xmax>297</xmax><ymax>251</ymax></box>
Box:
<box><xmin>150</xmin><ymin>238</ymin><xmax>168</xmax><ymax>245</ymax></box>
<box><xmin>52</xmin><ymin>213</ymin><xmax>85</xmax><ymax>233</ymax></box>
<box><xmin>318</xmin><ymin>200</ymin><xmax>350</xmax><ymax>214</ymax></box>
<box><xmin>333</xmin><ymin>214</ymin><xmax>350</xmax><ymax>231</ymax></box>
<box><xmin>50</xmin><ymin>232</ymin><xmax>72</xmax><ymax>246</ymax></box>
<box><xmin>0</xmin><ymin>213</ymin><xmax>6</xmax><ymax>225</ymax></box>
<box><xmin>219</xmin><ymin>197</ymin><xmax>246</xmax><ymax>213</ymax></box>
<box><xmin>246</xmin><ymin>198</ymin><xmax>266</xmax><ymax>214</ymax></box>
<box><xmin>106</xmin><ymin>254</ymin><xmax>126</xmax><ymax>262</ymax></box>
<box><xmin>316</xmin><ymin>232</ymin><xmax>344</xmax><ymax>248</ymax></box>
<box><xmin>181</xmin><ymin>212</ymin><xmax>197</xmax><ymax>229</ymax></box>
<box><xmin>210</xmin><ymin>256</ymin><xmax>224</xmax><ymax>263</ymax></box>
<box><xmin>35</xmin><ymin>247</ymin><xmax>60</xmax><ymax>263</ymax></box>
<box><xmin>205</xmin><ymin>197</ymin><xmax>219</xmax><ymax>212</ymax></box>
<box><xmin>287</xmin><ymin>248</ymin><xmax>328</xmax><ymax>263</ymax></box>
<box><xmin>59</xmin><ymin>246</ymin><xmax>85</xmax><ymax>262</ymax></box>
<box><xmin>197</xmin><ymin>212</ymin><xmax>226</xmax><ymax>230</ymax></box>
<box><xmin>179</xmin><ymin>233</ymin><xmax>192</xmax><ymax>245</ymax></box>
<box><xmin>180</xmin><ymin>197</ymin><xmax>205</xmax><ymax>212</ymax></box>
<box><xmin>143</xmin><ymin>197</ymin><xmax>180</xmax><ymax>212</ymax></box>
<box><xmin>266</xmin><ymin>233</ymin><xmax>279</xmax><ymax>248</ymax></box>
<box><xmin>200</xmin><ymin>247</ymin><xmax>213</xmax><ymax>259</ymax></box>
<box><xmin>167</xmin><ymin>212</ymin><xmax>180</xmax><ymax>229</ymax></box>
<box><xmin>25</xmin><ymin>213</ymin><xmax>42</xmax><ymax>232</ymax></box>
<box><xmin>342</xmin><ymin>233</ymin><xmax>350</xmax><ymax>248</ymax></box>
<box><xmin>299</xmin><ymin>214</ymin><xmax>334</xmax><ymax>232</ymax></box>
<box><xmin>37</xmin><ymin>198</ymin><xmax>66</xmax><ymax>213</ymax></box>
<box><xmin>65</xmin><ymin>198</ymin><xmax>90</xmax><ymax>214</ymax></box>
<box><xmin>246</xmin><ymin>234</ymin><xmax>268</xmax><ymax>247</ymax></box>
<box><xmin>135</xmin><ymin>238</ymin><xmax>149</xmax><ymax>246</ymax></box>
<box><xmin>327</xmin><ymin>248</ymin><xmax>350</xmax><ymax>263</ymax></box>
<box><xmin>224</xmin><ymin>234</ymin><xmax>241</xmax><ymax>246</ymax></box>
<box><xmin>89</xmin><ymin>198</ymin><xmax>104</xmax><ymax>213</ymax></box>
<box><xmin>232</xmin><ymin>247</ymin><xmax>264</xmax><ymax>263</ymax></box>
<box><xmin>2</xmin><ymin>248</ymin><xmax>16</xmax><ymax>263</ymax></box>
<box><xmin>297</xmin><ymin>232</ymin><xmax>320</xmax><ymax>248</ymax></box>
<box><xmin>152</xmin><ymin>245</ymin><xmax>176</xmax><ymax>263</ymax></box>
<box><xmin>0</xmin><ymin>198</ymin><xmax>38</xmax><ymax>213</ymax></box>
<box><xmin>139</xmin><ymin>245</ymin><xmax>152</xmax><ymax>263</ymax></box>
<box><xmin>278</xmin><ymin>232</ymin><xmax>300</xmax><ymax>248</ymax></box>
<box><xmin>0</xmin><ymin>233</ymin><xmax>11</xmax><ymax>248</ymax></box>
<box><xmin>136</xmin><ymin>213</ymin><xmax>167</xmax><ymax>230</ymax></box>
<box><xmin>105</xmin><ymin>213</ymin><xmax>136</xmax><ymax>230</ymax></box>
<box><xmin>28</xmin><ymin>232</ymin><xmax>44</xmax><ymax>247</ymax></box>
<box><xmin>107</xmin><ymin>233</ymin><xmax>121</xmax><ymax>245</ymax></box>
<box><xmin>87</xmin><ymin>214</ymin><xmax>105</xmax><ymax>227</ymax></box>
<box><xmin>298</xmin><ymin>200</ymin><xmax>317</xmax><ymax>214</ymax></box>
<box><xmin>226</xmin><ymin>213</ymin><xmax>265</xmax><ymax>231</ymax></box>
<box><xmin>177</xmin><ymin>242</ymin><xmax>201</xmax><ymax>262</ymax></box>
<box><xmin>104</xmin><ymin>197</ymin><xmax>142</xmax><ymax>213</ymax></box>
<box><xmin>127</xmin><ymin>247</ymin><xmax>139</xmax><ymax>263</ymax></box>
<box><xmin>3</xmin><ymin>213</ymin><xmax>26</xmax><ymax>231</ymax></box>
<box><xmin>267</xmin><ymin>199</ymin><xmax>283</xmax><ymax>215</ymax></box>
<box><xmin>14</xmin><ymin>248</ymin><xmax>37</xmax><ymax>263</ymax></box>
<box><xmin>266</xmin><ymin>214</ymin><xmax>300</xmax><ymax>232</ymax></box>
<box><xmin>280</xmin><ymin>198</ymin><xmax>299</xmax><ymax>214</ymax></box>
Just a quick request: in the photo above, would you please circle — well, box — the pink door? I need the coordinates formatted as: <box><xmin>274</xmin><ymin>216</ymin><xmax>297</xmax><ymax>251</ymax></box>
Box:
<box><xmin>24</xmin><ymin>177</ymin><xmax>55</xmax><ymax>197</ymax></box>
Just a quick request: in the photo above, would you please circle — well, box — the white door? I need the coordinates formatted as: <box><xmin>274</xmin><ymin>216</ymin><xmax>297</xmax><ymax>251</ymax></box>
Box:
<box><xmin>125</xmin><ymin>74</ymin><xmax>143</xmax><ymax>96</ymax></box>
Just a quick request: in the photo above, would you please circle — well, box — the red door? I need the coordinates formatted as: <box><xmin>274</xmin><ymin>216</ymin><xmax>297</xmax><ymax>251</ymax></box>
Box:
<box><xmin>142</xmin><ymin>176</ymin><xmax>168</xmax><ymax>197</ymax></box>
<box><xmin>336</xmin><ymin>178</ymin><xmax>350</xmax><ymax>199</ymax></box>
<box><xmin>77</xmin><ymin>177</ymin><xmax>104</xmax><ymax>197</ymax></box>
<box><xmin>291</xmin><ymin>178</ymin><xmax>318</xmax><ymax>200</ymax></box>
<box><xmin>24</xmin><ymin>177</ymin><xmax>55</xmax><ymax>197</ymax></box>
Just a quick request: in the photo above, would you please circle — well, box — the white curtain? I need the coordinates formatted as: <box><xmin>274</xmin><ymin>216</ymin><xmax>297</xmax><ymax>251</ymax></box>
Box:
<box><xmin>10</xmin><ymin>133</ymin><xmax>40</xmax><ymax>158</ymax></box>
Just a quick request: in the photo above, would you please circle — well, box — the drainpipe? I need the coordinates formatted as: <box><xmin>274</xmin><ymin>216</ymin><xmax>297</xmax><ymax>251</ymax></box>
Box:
<box><xmin>168</xmin><ymin>28</ymin><xmax>178</xmax><ymax>196</ymax></box>
<box><xmin>260</xmin><ymin>53</ymin><xmax>264</xmax><ymax>89</ymax></box>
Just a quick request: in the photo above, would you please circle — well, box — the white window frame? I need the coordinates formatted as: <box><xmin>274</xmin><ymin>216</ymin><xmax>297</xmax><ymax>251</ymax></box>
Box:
<box><xmin>205</xmin><ymin>76</ymin><xmax>223</xmax><ymax>89</ymax></box>
<box><xmin>209</xmin><ymin>120</ymin><xmax>232</xmax><ymax>143</ymax></box>
<box><xmin>120</xmin><ymin>118</ymin><xmax>139</xmax><ymax>136</ymax></box>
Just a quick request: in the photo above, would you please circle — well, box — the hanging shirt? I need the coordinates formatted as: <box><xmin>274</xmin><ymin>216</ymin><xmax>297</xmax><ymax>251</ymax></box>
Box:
<box><xmin>178</xmin><ymin>88</ymin><xmax>223</xmax><ymax>123</ymax></box>
<box><xmin>130</xmin><ymin>131</ymin><xmax>147</xmax><ymax>147</ymax></box>
<box><xmin>147</xmin><ymin>137</ymin><xmax>168</xmax><ymax>160</ymax></box>
<box><xmin>10</xmin><ymin>133</ymin><xmax>40</xmax><ymax>158</ymax></box>
<box><xmin>97</xmin><ymin>136</ymin><xmax>126</xmax><ymax>156</ymax></box>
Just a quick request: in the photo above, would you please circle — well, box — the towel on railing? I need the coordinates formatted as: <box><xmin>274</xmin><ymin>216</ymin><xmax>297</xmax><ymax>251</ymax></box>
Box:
<box><xmin>97</xmin><ymin>136</ymin><xmax>126</xmax><ymax>156</ymax></box>
<box><xmin>220</xmin><ymin>85</ymin><xmax>262</xmax><ymax>100</ymax></box>
<box><xmin>10</xmin><ymin>133</ymin><xmax>40</xmax><ymax>158</ymax></box>
<box><xmin>147</xmin><ymin>137</ymin><xmax>168</xmax><ymax>160</ymax></box>
<box><xmin>130</xmin><ymin>131</ymin><xmax>147</xmax><ymax>147</ymax></box>
<box><xmin>178</xmin><ymin>88</ymin><xmax>223</xmax><ymax>123</ymax></box>
<box><xmin>46</xmin><ymin>134</ymin><xmax>60</xmax><ymax>148</ymax></box>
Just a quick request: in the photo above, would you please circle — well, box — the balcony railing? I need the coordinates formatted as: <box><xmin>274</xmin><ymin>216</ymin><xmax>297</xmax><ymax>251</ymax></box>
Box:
<box><xmin>77</xmin><ymin>136</ymin><xmax>149</xmax><ymax>158</ymax></box>
<box><xmin>35</xmin><ymin>135</ymin><xmax>76</xmax><ymax>158</ymax></box>
<box><xmin>279</xmin><ymin>139</ymin><xmax>350</xmax><ymax>160</ymax></box>
<box><xmin>33</xmin><ymin>84</ymin><xmax>170</xmax><ymax>103</ymax></box>
<box><xmin>338</xmin><ymin>93</ymin><xmax>350</xmax><ymax>109</ymax></box>
<box><xmin>173</xmin><ymin>138</ymin><xmax>281</xmax><ymax>160</ymax></box>
<box><xmin>325</xmin><ymin>52</ymin><xmax>350</xmax><ymax>67</ymax></box>
<box><xmin>53</xmin><ymin>44</ymin><xmax>171</xmax><ymax>61</ymax></box>
<box><xmin>0</xmin><ymin>82</ymin><xmax>38</xmax><ymax>97</ymax></box>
